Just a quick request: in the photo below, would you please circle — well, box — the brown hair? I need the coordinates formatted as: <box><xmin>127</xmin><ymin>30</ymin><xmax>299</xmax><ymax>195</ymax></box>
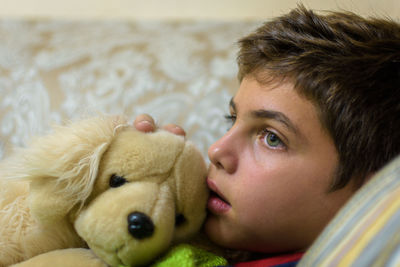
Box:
<box><xmin>237</xmin><ymin>5</ymin><xmax>400</xmax><ymax>190</ymax></box>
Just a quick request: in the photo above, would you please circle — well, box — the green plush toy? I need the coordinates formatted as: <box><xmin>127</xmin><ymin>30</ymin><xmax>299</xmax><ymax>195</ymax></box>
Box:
<box><xmin>151</xmin><ymin>244</ymin><xmax>228</xmax><ymax>267</ymax></box>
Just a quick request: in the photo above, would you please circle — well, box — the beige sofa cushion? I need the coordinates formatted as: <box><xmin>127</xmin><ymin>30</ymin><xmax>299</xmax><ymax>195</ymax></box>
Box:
<box><xmin>0</xmin><ymin>20</ymin><xmax>259</xmax><ymax>159</ymax></box>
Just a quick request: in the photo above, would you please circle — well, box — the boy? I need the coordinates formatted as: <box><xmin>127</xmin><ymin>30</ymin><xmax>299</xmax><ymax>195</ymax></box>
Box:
<box><xmin>134</xmin><ymin>5</ymin><xmax>400</xmax><ymax>265</ymax></box>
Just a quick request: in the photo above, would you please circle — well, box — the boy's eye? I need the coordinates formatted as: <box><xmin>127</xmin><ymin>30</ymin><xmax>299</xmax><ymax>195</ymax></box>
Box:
<box><xmin>224</xmin><ymin>114</ymin><xmax>236</xmax><ymax>123</ymax></box>
<box><xmin>224</xmin><ymin>114</ymin><xmax>236</xmax><ymax>128</ymax></box>
<box><xmin>261</xmin><ymin>130</ymin><xmax>285</xmax><ymax>149</ymax></box>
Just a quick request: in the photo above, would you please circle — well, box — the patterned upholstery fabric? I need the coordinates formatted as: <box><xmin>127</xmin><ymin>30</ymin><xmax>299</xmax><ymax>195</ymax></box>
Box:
<box><xmin>299</xmin><ymin>155</ymin><xmax>400</xmax><ymax>267</ymax></box>
<box><xmin>0</xmin><ymin>19</ymin><xmax>259</xmax><ymax>159</ymax></box>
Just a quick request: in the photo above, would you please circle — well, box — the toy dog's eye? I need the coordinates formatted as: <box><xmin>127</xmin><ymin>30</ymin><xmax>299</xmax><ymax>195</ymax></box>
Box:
<box><xmin>175</xmin><ymin>213</ymin><xmax>186</xmax><ymax>227</ymax></box>
<box><xmin>109</xmin><ymin>174</ymin><xmax>126</xmax><ymax>188</ymax></box>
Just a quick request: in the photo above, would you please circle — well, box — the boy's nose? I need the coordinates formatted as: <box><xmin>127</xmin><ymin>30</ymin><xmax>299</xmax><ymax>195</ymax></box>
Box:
<box><xmin>208</xmin><ymin>131</ymin><xmax>237</xmax><ymax>174</ymax></box>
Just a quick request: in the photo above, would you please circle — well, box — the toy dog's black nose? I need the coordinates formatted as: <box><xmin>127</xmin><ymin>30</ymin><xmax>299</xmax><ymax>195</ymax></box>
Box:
<box><xmin>127</xmin><ymin>212</ymin><xmax>155</xmax><ymax>239</ymax></box>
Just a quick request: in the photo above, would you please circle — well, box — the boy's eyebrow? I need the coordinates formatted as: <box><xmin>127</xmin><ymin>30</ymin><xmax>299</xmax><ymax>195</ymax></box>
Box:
<box><xmin>230</xmin><ymin>98</ymin><xmax>302</xmax><ymax>138</ymax></box>
<box><xmin>251</xmin><ymin>109</ymin><xmax>301</xmax><ymax>136</ymax></box>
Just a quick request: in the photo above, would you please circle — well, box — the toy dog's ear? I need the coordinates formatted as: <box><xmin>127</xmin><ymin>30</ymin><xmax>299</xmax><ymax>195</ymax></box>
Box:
<box><xmin>172</xmin><ymin>140</ymin><xmax>208</xmax><ymax>241</ymax></box>
<box><xmin>2</xmin><ymin>115</ymin><xmax>128</xmax><ymax>224</ymax></box>
<box><xmin>28</xmin><ymin>141</ymin><xmax>110</xmax><ymax>224</ymax></box>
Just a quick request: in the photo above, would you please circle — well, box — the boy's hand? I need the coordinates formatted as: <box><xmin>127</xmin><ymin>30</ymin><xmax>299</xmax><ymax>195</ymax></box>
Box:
<box><xmin>133</xmin><ymin>114</ymin><xmax>186</xmax><ymax>136</ymax></box>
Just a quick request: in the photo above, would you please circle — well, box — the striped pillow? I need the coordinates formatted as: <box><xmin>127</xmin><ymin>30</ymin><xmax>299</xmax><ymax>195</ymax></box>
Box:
<box><xmin>299</xmin><ymin>155</ymin><xmax>400</xmax><ymax>266</ymax></box>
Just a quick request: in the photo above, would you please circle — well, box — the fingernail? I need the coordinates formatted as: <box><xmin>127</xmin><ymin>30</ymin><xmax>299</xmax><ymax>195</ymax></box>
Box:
<box><xmin>138</xmin><ymin>120</ymin><xmax>154</xmax><ymax>132</ymax></box>
<box><xmin>139</xmin><ymin>120</ymin><xmax>152</xmax><ymax>125</ymax></box>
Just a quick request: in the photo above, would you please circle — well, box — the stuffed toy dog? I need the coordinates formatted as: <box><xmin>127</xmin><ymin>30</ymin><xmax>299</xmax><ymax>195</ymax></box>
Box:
<box><xmin>0</xmin><ymin>115</ymin><xmax>209</xmax><ymax>267</ymax></box>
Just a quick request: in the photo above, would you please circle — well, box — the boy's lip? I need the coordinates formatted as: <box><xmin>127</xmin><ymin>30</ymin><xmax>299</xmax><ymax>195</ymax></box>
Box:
<box><xmin>206</xmin><ymin>178</ymin><xmax>231</xmax><ymax>214</ymax></box>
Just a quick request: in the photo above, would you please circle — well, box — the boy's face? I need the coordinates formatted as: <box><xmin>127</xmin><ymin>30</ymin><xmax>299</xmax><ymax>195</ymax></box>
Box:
<box><xmin>205</xmin><ymin>76</ymin><xmax>355</xmax><ymax>253</ymax></box>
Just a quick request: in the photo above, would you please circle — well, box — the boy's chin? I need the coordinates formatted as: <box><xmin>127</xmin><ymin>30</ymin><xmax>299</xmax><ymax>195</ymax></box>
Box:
<box><xmin>203</xmin><ymin>214</ymin><xmax>226</xmax><ymax>245</ymax></box>
<box><xmin>203</xmin><ymin>217</ymin><xmax>256</xmax><ymax>263</ymax></box>
<box><xmin>203</xmin><ymin>214</ymin><xmax>239</xmax><ymax>249</ymax></box>
<box><xmin>204</xmin><ymin>215</ymin><xmax>280</xmax><ymax>253</ymax></box>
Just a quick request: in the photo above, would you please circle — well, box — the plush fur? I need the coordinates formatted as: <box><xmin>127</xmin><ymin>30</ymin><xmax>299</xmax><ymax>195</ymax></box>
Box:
<box><xmin>0</xmin><ymin>115</ymin><xmax>208</xmax><ymax>267</ymax></box>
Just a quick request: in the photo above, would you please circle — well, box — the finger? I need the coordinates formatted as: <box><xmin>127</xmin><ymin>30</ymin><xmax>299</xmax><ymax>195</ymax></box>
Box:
<box><xmin>133</xmin><ymin>114</ymin><xmax>156</xmax><ymax>133</ymax></box>
<box><xmin>162</xmin><ymin>124</ymin><xmax>186</xmax><ymax>136</ymax></box>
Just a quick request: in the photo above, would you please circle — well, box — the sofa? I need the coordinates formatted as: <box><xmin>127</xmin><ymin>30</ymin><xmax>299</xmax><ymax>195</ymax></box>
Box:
<box><xmin>0</xmin><ymin>19</ymin><xmax>259</xmax><ymax>160</ymax></box>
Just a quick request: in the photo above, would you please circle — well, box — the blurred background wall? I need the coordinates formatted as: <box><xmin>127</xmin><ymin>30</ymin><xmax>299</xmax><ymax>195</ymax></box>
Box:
<box><xmin>0</xmin><ymin>0</ymin><xmax>398</xmax><ymax>20</ymax></box>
